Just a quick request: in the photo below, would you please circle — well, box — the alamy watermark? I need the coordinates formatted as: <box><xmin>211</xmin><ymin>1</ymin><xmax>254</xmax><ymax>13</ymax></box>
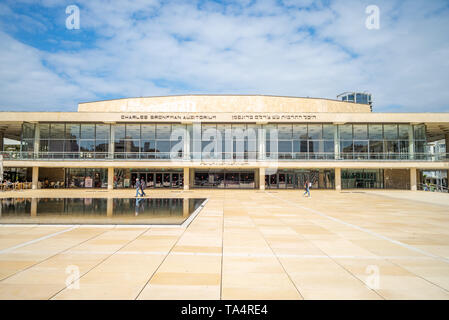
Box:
<box><xmin>365</xmin><ymin>5</ymin><xmax>380</xmax><ymax>30</ymax></box>
<box><xmin>66</xmin><ymin>5</ymin><xmax>80</xmax><ymax>30</ymax></box>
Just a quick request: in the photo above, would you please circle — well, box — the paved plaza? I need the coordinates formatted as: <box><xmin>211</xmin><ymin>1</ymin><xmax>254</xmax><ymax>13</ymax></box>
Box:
<box><xmin>0</xmin><ymin>189</ymin><xmax>449</xmax><ymax>300</ymax></box>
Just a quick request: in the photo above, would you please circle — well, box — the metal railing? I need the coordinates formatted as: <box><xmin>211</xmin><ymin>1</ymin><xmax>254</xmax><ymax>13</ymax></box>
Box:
<box><xmin>1</xmin><ymin>151</ymin><xmax>449</xmax><ymax>161</ymax></box>
<box><xmin>418</xmin><ymin>183</ymin><xmax>449</xmax><ymax>193</ymax></box>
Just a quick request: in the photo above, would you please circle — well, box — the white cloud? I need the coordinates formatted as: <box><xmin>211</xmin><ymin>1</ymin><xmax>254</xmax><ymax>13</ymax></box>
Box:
<box><xmin>0</xmin><ymin>0</ymin><xmax>448</xmax><ymax>112</ymax></box>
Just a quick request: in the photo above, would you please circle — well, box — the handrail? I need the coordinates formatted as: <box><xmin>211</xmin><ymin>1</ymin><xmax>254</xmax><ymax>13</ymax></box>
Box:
<box><xmin>418</xmin><ymin>183</ymin><xmax>448</xmax><ymax>192</ymax></box>
<box><xmin>1</xmin><ymin>151</ymin><xmax>449</xmax><ymax>162</ymax></box>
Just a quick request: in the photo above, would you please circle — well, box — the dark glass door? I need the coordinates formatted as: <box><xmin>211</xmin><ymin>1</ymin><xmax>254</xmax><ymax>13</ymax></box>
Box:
<box><xmin>146</xmin><ymin>173</ymin><xmax>154</xmax><ymax>188</ymax></box>
<box><xmin>286</xmin><ymin>174</ymin><xmax>295</xmax><ymax>189</ymax></box>
<box><xmin>155</xmin><ymin>173</ymin><xmax>163</xmax><ymax>187</ymax></box>
<box><xmin>163</xmin><ymin>173</ymin><xmax>171</xmax><ymax>187</ymax></box>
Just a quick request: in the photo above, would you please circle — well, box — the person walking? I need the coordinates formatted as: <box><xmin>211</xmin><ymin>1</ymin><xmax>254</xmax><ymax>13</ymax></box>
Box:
<box><xmin>140</xmin><ymin>177</ymin><xmax>146</xmax><ymax>196</ymax></box>
<box><xmin>308</xmin><ymin>180</ymin><xmax>312</xmax><ymax>198</ymax></box>
<box><xmin>135</xmin><ymin>178</ymin><xmax>142</xmax><ymax>197</ymax></box>
<box><xmin>303</xmin><ymin>180</ymin><xmax>310</xmax><ymax>197</ymax></box>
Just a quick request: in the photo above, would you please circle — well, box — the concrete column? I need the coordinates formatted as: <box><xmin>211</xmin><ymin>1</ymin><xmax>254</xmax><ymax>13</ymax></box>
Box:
<box><xmin>107</xmin><ymin>167</ymin><xmax>114</xmax><ymax>190</ymax></box>
<box><xmin>34</xmin><ymin>124</ymin><xmax>40</xmax><ymax>159</ymax></box>
<box><xmin>109</xmin><ymin>125</ymin><xmax>115</xmax><ymax>159</ymax></box>
<box><xmin>183</xmin><ymin>167</ymin><xmax>190</xmax><ymax>190</ymax></box>
<box><xmin>258</xmin><ymin>125</ymin><xmax>265</xmax><ymax>160</ymax></box>
<box><xmin>410</xmin><ymin>168</ymin><xmax>417</xmax><ymax>191</ymax></box>
<box><xmin>445</xmin><ymin>133</ymin><xmax>449</xmax><ymax>158</ymax></box>
<box><xmin>183</xmin><ymin>198</ymin><xmax>189</xmax><ymax>218</ymax></box>
<box><xmin>335</xmin><ymin>168</ymin><xmax>341</xmax><ymax>191</ymax></box>
<box><xmin>31</xmin><ymin>198</ymin><xmax>37</xmax><ymax>217</ymax></box>
<box><xmin>183</xmin><ymin>124</ymin><xmax>191</xmax><ymax>160</ymax></box>
<box><xmin>334</xmin><ymin>126</ymin><xmax>339</xmax><ymax>160</ymax></box>
<box><xmin>259</xmin><ymin>167</ymin><xmax>266</xmax><ymax>190</ymax></box>
<box><xmin>107</xmin><ymin>198</ymin><xmax>113</xmax><ymax>217</ymax></box>
<box><xmin>408</xmin><ymin>126</ymin><xmax>414</xmax><ymax>160</ymax></box>
<box><xmin>32</xmin><ymin>166</ymin><xmax>39</xmax><ymax>190</ymax></box>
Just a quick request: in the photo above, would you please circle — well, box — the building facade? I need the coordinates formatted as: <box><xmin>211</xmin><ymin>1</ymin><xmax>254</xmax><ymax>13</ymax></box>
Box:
<box><xmin>1</xmin><ymin>95</ymin><xmax>448</xmax><ymax>191</ymax></box>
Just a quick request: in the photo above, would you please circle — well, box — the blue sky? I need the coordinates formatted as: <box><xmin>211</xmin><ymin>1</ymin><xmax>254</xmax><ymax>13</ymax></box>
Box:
<box><xmin>0</xmin><ymin>0</ymin><xmax>449</xmax><ymax>112</ymax></box>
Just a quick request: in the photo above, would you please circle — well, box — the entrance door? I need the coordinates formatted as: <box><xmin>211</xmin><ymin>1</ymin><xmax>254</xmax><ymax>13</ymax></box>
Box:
<box><xmin>269</xmin><ymin>174</ymin><xmax>277</xmax><ymax>188</ymax></box>
<box><xmin>171</xmin><ymin>173</ymin><xmax>179</xmax><ymax>188</ymax></box>
<box><xmin>131</xmin><ymin>172</ymin><xmax>138</xmax><ymax>188</ymax></box>
<box><xmin>146</xmin><ymin>173</ymin><xmax>154</xmax><ymax>188</ymax></box>
<box><xmin>163</xmin><ymin>173</ymin><xmax>171</xmax><ymax>187</ymax></box>
<box><xmin>286</xmin><ymin>173</ymin><xmax>295</xmax><ymax>189</ymax></box>
<box><xmin>278</xmin><ymin>173</ymin><xmax>286</xmax><ymax>188</ymax></box>
<box><xmin>155</xmin><ymin>173</ymin><xmax>163</xmax><ymax>188</ymax></box>
<box><xmin>225</xmin><ymin>172</ymin><xmax>239</xmax><ymax>189</ymax></box>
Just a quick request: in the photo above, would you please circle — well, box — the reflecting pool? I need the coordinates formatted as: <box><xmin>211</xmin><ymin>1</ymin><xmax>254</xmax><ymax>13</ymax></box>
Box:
<box><xmin>0</xmin><ymin>198</ymin><xmax>206</xmax><ymax>225</ymax></box>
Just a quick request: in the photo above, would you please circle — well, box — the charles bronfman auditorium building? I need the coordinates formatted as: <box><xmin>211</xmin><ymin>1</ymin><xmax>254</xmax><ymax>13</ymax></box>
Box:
<box><xmin>1</xmin><ymin>93</ymin><xmax>448</xmax><ymax>191</ymax></box>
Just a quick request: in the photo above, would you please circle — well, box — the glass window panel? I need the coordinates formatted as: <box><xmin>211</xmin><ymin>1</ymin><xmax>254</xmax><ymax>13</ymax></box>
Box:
<box><xmin>39</xmin><ymin>124</ymin><xmax>50</xmax><ymax>139</ymax></box>
<box><xmin>39</xmin><ymin>140</ymin><xmax>49</xmax><ymax>152</ymax></box>
<box><xmin>65</xmin><ymin>124</ymin><xmax>80</xmax><ymax>139</ymax></box>
<box><xmin>278</xmin><ymin>141</ymin><xmax>292</xmax><ymax>153</ymax></box>
<box><xmin>369</xmin><ymin>141</ymin><xmax>383</xmax><ymax>153</ymax></box>
<box><xmin>324</xmin><ymin>140</ymin><xmax>334</xmax><ymax>153</ymax></box>
<box><xmin>156</xmin><ymin>124</ymin><xmax>171</xmax><ymax>139</ymax></box>
<box><xmin>339</xmin><ymin>125</ymin><xmax>352</xmax><ymax>140</ymax></box>
<box><xmin>413</xmin><ymin>124</ymin><xmax>426</xmax><ymax>140</ymax></box>
<box><xmin>96</xmin><ymin>124</ymin><xmax>110</xmax><ymax>140</ymax></box>
<box><xmin>292</xmin><ymin>124</ymin><xmax>308</xmax><ymax>139</ymax></box>
<box><xmin>264</xmin><ymin>124</ymin><xmax>277</xmax><ymax>140</ymax></box>
<box><xmin>414</xmin><ymin>141</ymin><xmax>425</xmax><ymax>153</ymax></box>
<box><xmin>95</xmin><ymin>140</ymin><xmax>108</xmax><ymax>153</ymax></box>
<box><xmin>21</xmin><ymin>139</ymin><xmax>34</xmax><ymax>152</ymax></box>
<box><xmin>141</xmin><ymin>124</ymin><xmax>155</xmax><ymax>139</ymax></box>
<box><xmin>399</xmin><ymin>140</ymin><xmax>409</xmax><ymax>153</ymax></box>
<box><xmin>347</xmin><ymin>94</ymin><xmax>354</xmax><ymax>102</ymax></box>
<box><xmin>323</xmin><ymin>125</ymin><xmax>336</xmax><ymax>140</ymax></box>
<box><xmin>114</xmin><ymin>141</ymin><xmax>124</xmax><ymax>153</ymax></box>
<box><xmin>50</xmin><ymin>124</ymin><xmax>65</xmax><ymax>139</ymax></box>
<box><xmin>368</xmin><ymin>124</ymin><xmax>382</xmax><ymax>140</ymax></box>
<box><xmin>353</xmin><ymin>124</ymin><xmax>368</xmax><ymax>139</ymax></box>
<box><xmin>383</xmin><ymin>124</ymin><xmax>398</xmax><ymax>139</ymax></box>
<box><xmin>398</xmin><ymin>125</ymin><xmax>410</xmax><ymax>140</ymax></box>
<box><xmin>341</xmin><ymin>140</ymin><xmax>353</xmax><ymax>153</ymax></box>
<box><xmin>124</xmin><ymin>140</ymin><xmax>139</xmax><ymax>153</ymax></box>
<box><xmin>140</xmin><ymin>140</ymin><xmax>155</xmax><ymax>152</ymax></box>
<box><xmin>353</xmin><ymin>140</ymin><xmax>368</xmax><ymax>153</ymax></box>
<box><xmin>278</xmin><ymin>125</ymin><xmax>292</xmax><ymax>139</ymax></box>
<box><xmin>80</xmin><ymin>140</ymin><xmax>95</xmax><ymax>152</ymax></box>
<box><xmin>65</xmin><ymin>140</ymin><xmax>79</xmax><ymax>152</ymax></box>
<box><xmin>308</xmin><ymin>125</ymin><xmax>322</xmax><ymax>139</ymax></box>
<box><xmin>126</xmin><ymin>124</ymin><xmax>140</xmax><ymax>139</ymax></box>
<box><xmin>49</xmin><ymin>140</ymin><xmax>64</xmax><ymax>152</ymax></box>
<box><xmin>246</xmin><ymin>124</ymin><xmax>259</xmax><ymax>140</ymax></box>
<box><xmin>81</xmin><ymin>124</ymin><xmax>95</xmax><ymax>139</ymax></box>
<box><xmin>114</xmin><ymin>124</ymin><xmax>126</xmax><ymax>140</ymax></box>
<box><xmin>156</xmin><ymin>140</ymin><xmax>170</xmax><ymax>152</ymax></box>
<box><xmin>308</xmin><ymin>140</ymin><xmax>324</xmax><ymax>153</ymax></box>
<box><xmin>22</xmin><ymin>123</ymin><xmax>35</xmax><ymax>139</ymax></box>
<box><xmin>386</xmin><ymin>141</ymin><xmax>399</xmax><ymax>153</ymax></box>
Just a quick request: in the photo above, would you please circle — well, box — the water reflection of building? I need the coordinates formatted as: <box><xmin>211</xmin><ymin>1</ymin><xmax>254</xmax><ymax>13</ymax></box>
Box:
<box><xmin>0</xmin><ymin>94</ymin><xmax>448</xmax><ymax>191</ymax></box>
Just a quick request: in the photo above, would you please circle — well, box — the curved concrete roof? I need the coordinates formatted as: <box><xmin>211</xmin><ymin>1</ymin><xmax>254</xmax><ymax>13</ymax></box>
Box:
<box><xmin>77</xmin><ymin>95</ymin><xmax>372</xmax><ymax>113</ymax></box>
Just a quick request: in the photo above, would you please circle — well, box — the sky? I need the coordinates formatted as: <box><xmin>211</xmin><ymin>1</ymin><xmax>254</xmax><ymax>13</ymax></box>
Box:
<box><xmin>0</xmin><ymin>0</ymin><xmax>448</xmax><ymax>112</ymax></box>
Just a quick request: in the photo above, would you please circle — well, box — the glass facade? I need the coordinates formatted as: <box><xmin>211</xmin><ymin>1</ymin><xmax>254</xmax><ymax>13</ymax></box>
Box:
<box><xmin>65</xmin><ymin>168</ymin><xmax>107</xmax><ymax>188</ymax></box>
<box><xmin>341</xmin><ymin>169</ymin><xmax>384</xmax><ymax>189</ymax></box>
<box><xmin>17</xmin><ymin>122</ymin><xmax>433</xmax><ymax>161</ymax></box>
<box><xmin>265</xmin><ymin>169</ymin><xmax>334</xmax><ymax>189</ymax></box>
<box><xmin>114</xmin><ymin>169</ymin><xmax>183</xmax><ymax>189</ymax></box>
<box><xmin>193</xmin><ymin>170</ymin><xmax>255</xmax><ymax>189</ymax></box>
